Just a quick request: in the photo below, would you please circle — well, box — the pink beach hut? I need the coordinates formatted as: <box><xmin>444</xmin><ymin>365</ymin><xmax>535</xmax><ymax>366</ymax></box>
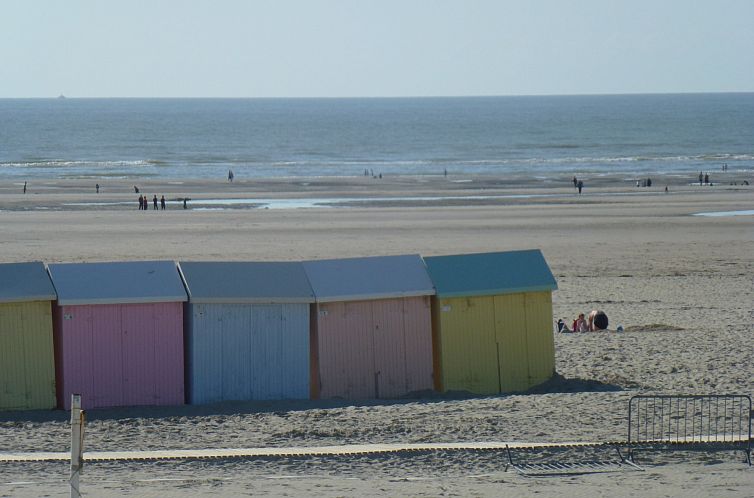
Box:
<box><xmin>48</xmin><ymin>261</ymin><xmax>187</xmax><ymax>410</ymax></box>
<box><xmin>303</xmin><ymin>254</ymin><xmax>435</xmax><ymax>400</ymax></box>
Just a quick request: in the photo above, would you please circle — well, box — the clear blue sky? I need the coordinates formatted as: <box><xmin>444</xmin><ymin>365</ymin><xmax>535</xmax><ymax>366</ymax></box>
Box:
<box><xmin>1</xmin><ymin>0</ymin><xmax>752</xmax><ymax>98</ymax></box>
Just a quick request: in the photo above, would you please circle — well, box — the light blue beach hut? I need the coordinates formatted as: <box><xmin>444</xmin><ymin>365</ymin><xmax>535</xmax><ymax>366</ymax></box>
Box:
<box><xmin>179</xmin><ymin>262</ymin><xmax>315</xmax><ymax>404</ymax></box>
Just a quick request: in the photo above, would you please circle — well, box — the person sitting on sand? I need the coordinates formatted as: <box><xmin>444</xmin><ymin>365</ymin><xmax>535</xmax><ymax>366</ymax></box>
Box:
<box><xmin>572</xmin><ymin>313</ymin><xmax>588</xmax><ymax>332</ymax></box>
<box><xmin>557</xmin><ymin>319</ymin><xmax>571</xmax><ymax>333</ymax></box>
<box><xmin>588</xmin><ymin>310</ymin><xmax>609</xmax><ymax>331</ymax></box>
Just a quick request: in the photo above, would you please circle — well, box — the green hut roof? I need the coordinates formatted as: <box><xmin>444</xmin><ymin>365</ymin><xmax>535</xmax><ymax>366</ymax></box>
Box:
<box><xmin>423</xmin><ymin>249</ymin><xmax>557</xmax><ymax>298</ymax></box>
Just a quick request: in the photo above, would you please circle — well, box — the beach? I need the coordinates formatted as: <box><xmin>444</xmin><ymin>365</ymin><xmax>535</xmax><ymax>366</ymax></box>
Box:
<box><xmin>0</xmin><ymin>174</ymin><xmax>753</xmax><ymax>496</ymax></box>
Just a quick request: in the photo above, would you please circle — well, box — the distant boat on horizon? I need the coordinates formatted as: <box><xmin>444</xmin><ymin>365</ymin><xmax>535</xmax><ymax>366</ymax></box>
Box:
<box><xmin>57</xmin><ymin>94</ymin><xmax>66</xmax><ymax>99</ymax></box>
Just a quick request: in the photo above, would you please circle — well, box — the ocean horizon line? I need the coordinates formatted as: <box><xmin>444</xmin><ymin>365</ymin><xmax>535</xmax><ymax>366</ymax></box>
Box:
<box><xmin>3</xmin><ymin>91</ymin><xmax>754</xmax><ymax>100</ymax></box>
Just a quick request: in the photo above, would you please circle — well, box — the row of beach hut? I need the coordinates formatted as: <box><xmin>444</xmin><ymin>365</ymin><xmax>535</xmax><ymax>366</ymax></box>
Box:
<box><xmin>0</xmin><ymin>250</ymin><xmax>558</xmax><ymax>411</ymax></box>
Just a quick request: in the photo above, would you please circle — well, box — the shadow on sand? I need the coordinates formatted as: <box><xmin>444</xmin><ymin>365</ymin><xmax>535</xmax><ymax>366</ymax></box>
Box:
<box><xmin>0</xmin><ymin>374</ymin><xmax>626</xmax><ymax>423</ymax></box>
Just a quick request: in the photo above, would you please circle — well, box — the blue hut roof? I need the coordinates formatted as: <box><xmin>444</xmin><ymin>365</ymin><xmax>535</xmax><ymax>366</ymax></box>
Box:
<box><xmin>48</xmin><ymin>261</ymin><xmax>187</xmax><ymax>305</ymax></box>
<box><xmin>423</xmin><ymin>250</ymin><xmax>557</xmax><ymax>298</ymax></box>
<box><xmin>179</xmin><ymin>261</ymin><xmax>315</xmax><ymax>304</ymax></box>
<box><xmin>303</xmin><ymin>254</ymin><xmax>435</xmax><ymax>303</ymax></box>
<box><xmin>0</xmin><ymin>262</ymin><xmax>57</xmax><ymax>304</ymax></box>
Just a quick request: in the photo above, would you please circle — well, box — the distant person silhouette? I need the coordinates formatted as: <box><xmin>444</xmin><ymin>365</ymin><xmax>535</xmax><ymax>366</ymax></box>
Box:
<box><xmin>23</xmin><ymin>181</ymin><xmax>27</xmax><ymax>194</ymax></box>
<box><xmin>160</xmin><ymin>195</ymin><xmax>166</xmax><ymax>210</ymax></box>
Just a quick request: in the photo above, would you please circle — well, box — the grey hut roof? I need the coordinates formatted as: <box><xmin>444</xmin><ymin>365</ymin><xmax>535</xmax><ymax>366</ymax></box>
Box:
<box><xmin>424</xmin><ymin>249</ymin><xmax>557</xmax><ymax>298</ymax></box>
<box><xmin>0</xmin><ymin>262</ymin><xmax>57</xmax><ymax>304</ymax></box>
<box><xmin>48</xmin><ymin>261</ymin><xmax>187</xmax><ymax>306</ymax></box>
<box><xmin>179</xmin><ymin>261</ymin><xmax>315</xmax><ymax>304</ymax></box>
<box><xmin>302</xmin><ymin>254</ymin><xmax>435</xmax><ymax>303</ymax></box>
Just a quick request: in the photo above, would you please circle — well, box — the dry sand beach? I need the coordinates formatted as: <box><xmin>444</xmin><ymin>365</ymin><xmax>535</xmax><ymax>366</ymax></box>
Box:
<box><xmin>0</xmin><ymin>174</ymin><xmax>753</xmax><ymax>496</ymax></box>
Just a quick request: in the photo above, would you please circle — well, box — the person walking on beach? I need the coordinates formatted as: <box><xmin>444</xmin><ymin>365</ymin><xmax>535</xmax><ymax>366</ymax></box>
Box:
<box><xmin>138</xmin><ymin>195</ymin><xmax>143</xmax><ymax>210</ymax></box>
<box><xmin>699</xmin><ymin>172</ymin><xmax>703</xmax><ymax>186</ymax></box>
<box><xmin>153</xmin><ymin>195</ymin><xmax>158</xmax><ymax>210</ymax></box>
<box><xmin>577</xmin><ymin>179</ymin><xmax>583</xmax><ymax>194</ymax></box>
<box><xmin>228</xmin><ymin>169</ymin><xmax>234</xmax><ymax>182</ymax></box>
<box><xmin>160</xmin><ymin>195</ymin><xmax>166</xmax><ymax>210</ymax></box>
<box><xmin>96</xmin><ymin>183</ymin><xmax>100</xmax><ymax>193</ymax></box>
<box><xmin>23</xmin><ymin>181</ymin><xmax>27</xmax><ymax>194</ymax></box>
<box><xmin>704</xmin><ymin>173</ymin><xmax>710</xmax><ymax>185</ymax></box>
<box><xmin>572</xmin><ymin>176</ymin><xmax>578</xmax><ymax>189</ymax></box>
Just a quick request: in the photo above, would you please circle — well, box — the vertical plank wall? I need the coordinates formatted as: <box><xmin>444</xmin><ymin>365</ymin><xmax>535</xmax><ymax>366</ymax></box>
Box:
<box><xmin>315</xmin><ymin>297</ymin><xmax>433</xmax><ymax>399</ymax></box>
<box><xmin>186</xmin><ymin>303</ymin><xmax>310</xmax><ymax>404</ymax></box>
<box><xmin>0</xmin><ymin>301</ymin><xmax>56</xmax><ymax>410</ymax></box>
<box><xmin>433</xmin><ymin>292</ymin><xmax>555</xmax><ymax>395</ymax></box>
<box><xmin>55</xmin><ymin>302</ymin><xmax>184</xmax><ymax>410</ymax></box>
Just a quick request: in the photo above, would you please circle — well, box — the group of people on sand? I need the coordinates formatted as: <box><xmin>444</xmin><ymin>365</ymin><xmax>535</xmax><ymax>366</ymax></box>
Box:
<box><xmin>138</xmin><ymin>194</ymin><xmax>166</xmax><ymax>210</ymax></box>
<box><xmin>557</xmin><ymin>310</ymin><xmax>609</xmax><ymax>332</ymax></box>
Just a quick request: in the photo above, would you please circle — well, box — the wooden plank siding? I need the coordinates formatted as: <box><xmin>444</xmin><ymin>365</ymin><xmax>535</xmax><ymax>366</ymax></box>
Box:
<box><xmin>186</xmin><ymin>303</ymin><xmax>310</xmax><ymax>404</ymax></box>
<box><xmin>314</xmin><ymin>296</ymin><xmax>434</xmax><ymax>399</ymax></box>
<box><xmin>54</xmin><ymin>302</ymin><xmax>184</xmax><ymax>410</ymax></box>
<box><xmin>433</xmin><ymin>292</ymin><xmax>555</xmax><ymax>395</ymax></box>
<box><xmin>0</xmin><ymin>301</ymin><xmax>56</xmax><ymax>410</ymax></box>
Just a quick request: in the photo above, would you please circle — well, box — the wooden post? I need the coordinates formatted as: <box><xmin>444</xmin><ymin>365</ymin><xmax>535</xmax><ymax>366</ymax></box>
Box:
<box><xmin>70</xmin><ymin>394</ymin><xmax>84</xmax><ymax>498</ymax></box>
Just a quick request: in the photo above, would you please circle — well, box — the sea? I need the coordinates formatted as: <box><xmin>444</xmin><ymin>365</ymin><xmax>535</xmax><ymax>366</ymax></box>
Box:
<box><xmin>1</xmin><ymin>93</ymin><xmax>753</xmax><ymax>181</ymax></box>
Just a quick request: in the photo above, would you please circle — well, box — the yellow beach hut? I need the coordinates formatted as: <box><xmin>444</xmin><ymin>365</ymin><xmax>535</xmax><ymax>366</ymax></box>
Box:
<box><xmin>424</xmin><ymin>250</ymin><xmax>557</xmax><ymax>395</ymax></box>
<box><xmin>0</xmin><ymin>262</ymin><xmax>58</xmax><ymax>410</ymax></box>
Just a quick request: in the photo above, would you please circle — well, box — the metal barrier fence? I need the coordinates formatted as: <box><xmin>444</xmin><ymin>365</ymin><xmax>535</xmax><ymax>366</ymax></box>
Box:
<box><xmin>628</xmin><ymin>394</ymin><xmax>751</xmax><ymax>464</ymax></box>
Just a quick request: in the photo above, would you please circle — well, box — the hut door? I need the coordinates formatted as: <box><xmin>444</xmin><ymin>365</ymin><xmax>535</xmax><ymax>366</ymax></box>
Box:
<box><xmin>317</xmin><ymin>302</ymin><xmax>375</xmax><ymax>399</ymax></box>
<box><xmin>221</xmin><ymin>305</ymin><xmax>252</xmax><ymax>401</ymax></box>
<box><xmin>494</xmin><ymin>294</ymin><xmax>530</xmax><ymax>392</ymax></box>
<box><xmin>523</xmin><ymin>292</ymin><xmax>556</xmax><ymax>386</ymax></box>
<box><xmin>91</xmin><ymin>305</ymin><xmax>124</xmax><ymax>408</ymax></box>
<box><xmin>372</xmin><ymin>299</ymin><xmax>407</xmax><ymax>398</ymax></box>
<box><xmin>0</xmin><ymin>304</ymin><xmax>27</xmax><ymax>408</ymax></box>
<box><xmin>121</xmin><ymin>304</ymin><xmax>157</xmax><ymax>405</ymax></box>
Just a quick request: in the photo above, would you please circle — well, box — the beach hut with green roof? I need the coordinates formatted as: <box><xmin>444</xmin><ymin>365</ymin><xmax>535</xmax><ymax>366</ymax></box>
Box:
<box><xmin>424</xmin><ymin>250</ymin><xmax>557</xmax><ymax>395</ymax></box>
<box><xmin>0</xmin><ymin>262</ymin><xmax>57</xmax><ymax>410</ymax></box>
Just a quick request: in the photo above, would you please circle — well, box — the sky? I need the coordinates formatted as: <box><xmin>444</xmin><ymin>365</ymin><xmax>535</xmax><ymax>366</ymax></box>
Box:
<box><xmin>1</xmin><ymin>0</ymin><xmax>753</xmax><ymax>98</ymax></box>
